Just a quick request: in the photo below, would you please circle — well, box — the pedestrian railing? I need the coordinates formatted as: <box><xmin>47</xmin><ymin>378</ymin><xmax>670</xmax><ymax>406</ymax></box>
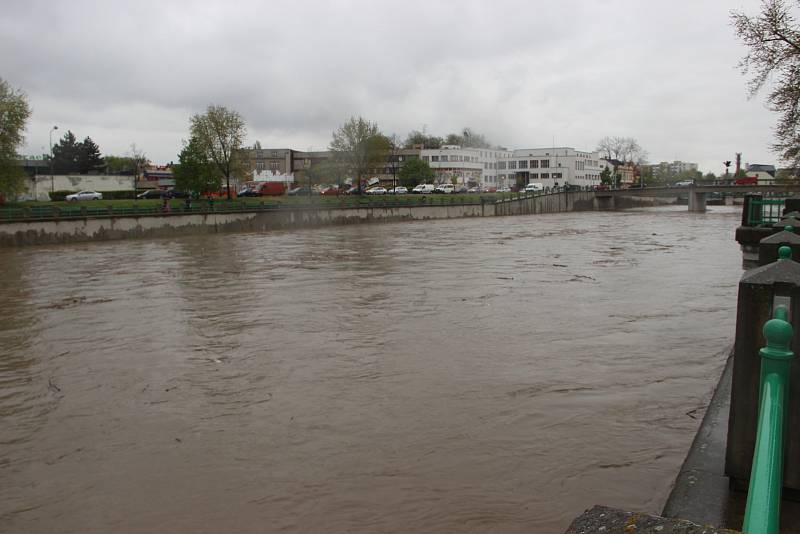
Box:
<box><xmin>746</xmin><ymin>197</ymin><xmax>787</xmax><ymax>226</ymax></box>
<box><xmin>0</xmin><ymin>189</ymin><xmax>581</xmax><ymax>223</ymax></box>
<box><xmin>743</xmin><ymin>254</ymin><xmax>795</xmax><ymax>534</ymax></box>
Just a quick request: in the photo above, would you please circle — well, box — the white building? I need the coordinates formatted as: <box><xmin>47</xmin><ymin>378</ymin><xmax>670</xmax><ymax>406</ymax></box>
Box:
<box><xmin>505</xmin><ymin>148</ymin><xmax>603</xmax><ymax>189</ymax></box>
<box><xmin>420</xmin><ymin>145</ymin><xmax>512</xmax><ymax>186</ymax></box>
<box><xmin>418</xmin><ymin>145</ymin><xmax>602</xmax><ymax>189</ymax></box>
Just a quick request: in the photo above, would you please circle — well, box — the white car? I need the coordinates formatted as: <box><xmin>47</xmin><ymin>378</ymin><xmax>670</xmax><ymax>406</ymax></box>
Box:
<box><xmin>388</xmin><ymin>186</ymin><xmax>408</xmax><ymax>194</ymax></box>
<box><xmin>524</xmin><ymin>183</ymin><xmax>544</xmax><ymax>193</ymax></box>
<box><xmin>366</xmin><ymin>187</ymin><xmax>387</xmax><ymax>195</ymax></box>
<box><xmin>412</xmin><ymin>184</ymin><xmax>435</xmax><ymax>194</ymax></box>
<box><xmin>434</xmin><ymin>184</ymin><xmax>455</xmax><ymax>194</ymax></box>
<box><xmin>496</xmin><ymin>187</ymin><xmax>512</xmax><ymax>193</ymax></box>
<box><xmin>66</xmin><ymin>190</ymin><xmax>103</xmax><ymax>201</ymax></box>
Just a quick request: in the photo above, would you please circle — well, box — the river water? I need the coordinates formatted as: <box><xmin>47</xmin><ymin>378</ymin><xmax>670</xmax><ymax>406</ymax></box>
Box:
<box><xmin>0</xmin><ymin>206</ymin><xmax>743</xmax><ymax>533</ymax></box>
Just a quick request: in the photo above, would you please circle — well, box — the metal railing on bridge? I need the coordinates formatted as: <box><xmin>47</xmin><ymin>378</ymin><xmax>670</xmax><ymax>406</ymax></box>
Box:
<box><xmin>743</xmin><ymin>249</ymin><xmax>795</xmax><ymax>534</ymax></box>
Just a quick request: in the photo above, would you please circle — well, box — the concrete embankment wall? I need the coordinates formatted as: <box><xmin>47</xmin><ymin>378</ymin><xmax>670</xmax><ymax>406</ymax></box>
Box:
<box><xmin>494</xmin><ymin>191</ymin><xmax>597</xmax><ymax>216</ymax></box>
<box><xmin>0</xmin><ymin>192</ymin><xmax>675</xmax><ymax>247</ymax></box>
<box><xmin>0</xmin><ymin>202</ymin><xmax>494</xmax><ymax>246</ymax></box>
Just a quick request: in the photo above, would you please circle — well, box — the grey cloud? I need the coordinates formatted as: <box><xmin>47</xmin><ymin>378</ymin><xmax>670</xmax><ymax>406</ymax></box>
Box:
<box><xmin>2</xmin><ymin>0</ymin><xmax>777</xmax><ymax>170</ymax></box>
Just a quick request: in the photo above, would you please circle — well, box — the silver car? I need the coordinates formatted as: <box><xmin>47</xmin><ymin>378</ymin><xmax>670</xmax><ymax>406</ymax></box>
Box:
<box><xmin>66</xmin><ymin>190</ymin><xmax>103</xmax><ymax>201</ymax></box>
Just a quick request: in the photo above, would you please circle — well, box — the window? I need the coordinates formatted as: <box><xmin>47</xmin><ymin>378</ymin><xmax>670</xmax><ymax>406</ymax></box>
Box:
<box><xmin>441</xmin><ymin>155</ymin><xmax>448</xmax><ymax>162</ymax></box>
<box><xmin>270</xmin><ymin>162</ymin><xmax>279</xmax><ymax>171</ymax></box>
<box><xmin>541</xmin><ymin>173</ymin><xmax>549</xmax><ymax>179</ymax></box>
<box><xmin>531</xmin><ymin>173</ymin><xmax>538</xmax><ymax>179</ymax></box>
<box><xmin>518</xmin><ymin>160</ymin><xmax>528</xmax><ymax>169</ymax></box>
<box><xmin>422</xmin><ymin>156</ymin><xmax>429</xmax><ymax>162</ymax></box>
<box><xmin>509</xmin><ymin>161</ymin><xmax>517</xmax><ymax>169</ymax></box>
<box><xmin>432</xmin><ymin>156</ymin><xmax>439</xmax><ymax>162</ymax></box>
<box><xmin>271</xmin><ymin>151</ymin><xmax>278</xmax><ymax>158</ymax></box>
<box><xmin>498</xmin><ymin>161</ymin><xmax>507</xmax><ymax>170</ymax></box>
<box><xmin>530</xmin><ymin>160</ymin><xmax>538</xmax><ymax>168</ymax></box>
<box><xmin>256</xmin><ymin>162</ymin><xmax>265</xmax><ymax>170</ymax></box>
<box><xmin>540</xmin><ymin>159</ymin><xmax>549</xmax><ymax>168</ymax></box>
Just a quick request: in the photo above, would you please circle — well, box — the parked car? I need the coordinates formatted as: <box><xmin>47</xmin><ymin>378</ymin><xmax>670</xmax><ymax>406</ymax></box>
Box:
<box><xmin>237</xmin><ymin>188</ymin><xmax>261</xmax><ymax>197</ymax></box>
<box><xmin>524</xmin><ymin>183</ymin><xmax>544</xmax><ymax>193</ymax></box>
<box><xmin>66</xmin><ymin>190</ymin><xmax>103</xmax><ymax>201</ymax></box>
<box><xmin>388</xmin><ymin>186</ymin><xmax>408</xmax><ymax>194</ymax></box>
<box><xmin>434</xmin><ymin>184</ymin><xmax>455</xmax><ymax>194</ymax></box>
<box><xmin>366</xmin><ymin>187</ymin><xmax>387</xmax><ymax>195</ymax></box>
<box><xmin>496</xmin><ymin>187</ymin><xmax>512</xmax><ymax>193</ymax></box>
<box><xmin>467</xmin><ymin>186</ymin><xmax>483</xmax><ymax>193</ymax></box>
<box><xmin>673</xmin><ymin>180</ymin><xmax>695</xmax><ymax>187</ymax></box>
<box><xmin>320</xmin><ymin>185</ymin><xmax>342</xmax><ymax>196</ymax></box>
<box><xmin>454</xmin><ymin>185</ymin><xmax>469</xmax><ymax>194</ymax></box>
<box><xmin>288</xmin><ymin>187</ymin><xmax>317</xmax><ymax>196</ymax></box>
<box><xmin>136</xmin><ymin>189</ymin><xmax>166</xmax><ymax>199</ymax></box>
<box><xmin>412</xmin><ymin>184</ymin><xmax>435</xmax><ymax>194</ymax></box>
<box><xmin>165</xmin><ymin>190</ymin><xmax>190</xmax><ymax>199</ymax></box>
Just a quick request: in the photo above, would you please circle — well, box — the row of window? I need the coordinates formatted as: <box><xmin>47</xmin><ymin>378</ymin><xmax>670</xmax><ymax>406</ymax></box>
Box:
<box><xmin>255</xmin><ymin>162</ymin><xmax>281</xmax><ymax>171</ymax></box>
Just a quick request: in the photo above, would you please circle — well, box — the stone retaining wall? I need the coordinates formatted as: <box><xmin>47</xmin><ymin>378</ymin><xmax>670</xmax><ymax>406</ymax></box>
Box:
<box><xmin>0</xmin><ymin>192</ymin><xmax>673</xmax><ymax>247</ymax></box>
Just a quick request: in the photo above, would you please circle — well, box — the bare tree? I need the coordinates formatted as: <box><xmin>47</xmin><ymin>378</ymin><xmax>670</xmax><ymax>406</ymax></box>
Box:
<box><xmin>732</xmin><ymin>0</ymin><xmax>800</xmax><ymax>167</ymax></box>
<box><xmin>128</xmin><ymin>143</ymin><xmax>149</xmax><ymax>194</ymax></box>
<box><xmin>597</xmin><ymin>136</ymin><xmax>647</xmax><ymax>163</ymax></box>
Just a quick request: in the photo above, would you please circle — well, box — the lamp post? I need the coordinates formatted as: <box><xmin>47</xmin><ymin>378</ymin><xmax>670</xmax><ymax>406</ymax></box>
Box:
<box><xmin>49</xmin><ymin>125</ymin><xmax>58</xmax><ymax>195</ymax></box>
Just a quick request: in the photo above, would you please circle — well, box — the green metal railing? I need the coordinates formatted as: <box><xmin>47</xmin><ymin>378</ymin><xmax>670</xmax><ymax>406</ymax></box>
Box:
<box><xmin>743</xmin><ymin>248</ymin><xmax>795</xmax><ymax>534</ymax></box>
<box><xmin>746</xmin><ymin>198</ymin><xmax>786</xmax><ymax>226</ymax></box>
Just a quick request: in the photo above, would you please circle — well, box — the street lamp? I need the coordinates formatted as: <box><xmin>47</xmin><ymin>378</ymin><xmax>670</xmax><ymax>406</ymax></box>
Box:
<box><xmin>49</xmin><ymin>125</ymin><xmax>58</xmax><ymax>195</ymax></box>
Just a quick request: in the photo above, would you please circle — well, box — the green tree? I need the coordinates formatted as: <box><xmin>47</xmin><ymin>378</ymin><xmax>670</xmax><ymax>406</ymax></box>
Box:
<box><xmin>776</xmin><ymin>168</ymin><xmax>799</xmax><ymax>183</ymax></box>
<box><xmin>77</xmin><ymin>136</ymin><xmax>104</xmax><ymax>174</ymax></box>
<box><xmin>173</xmin><ymin>136</ymin><xmax>220</xmax><ymax>194</ymax></box>
<box><xmin>397</xmin><ymin>157</ymin><xmax>434</xmax><ymax>187</ymax></box>
<box><xmin>732</xmin><ymin>1</ymin><xmax>800</xmax><ymax>167</ymax></box>
<box><xmin>403</xmin><ymin>130</ymin><xmax>443</xmax><ymax>149</ymax></box>
<box><xmin>0</xmin><ymin>78</ymin><xmax>31</xmax><ymax>198</ymax></box>
<box><xmin>105</xmin><ymin>155</ymin><xmax>137</xmax><ymax>175</ymax></box>
<box><xmin>306</xmin><ymin>159</ymin><xmax>347</xmax><ymax>187</ymax></box>
<box><xmin>190</xmin><ymin>104</ymin><xmax>247</xmax><ymax>199</ymax></box>
<box><xmin>51</xmin><ymin>130</ymin><xmax>82</xmax><ymax>174</ymax></box>
<box><xmin>329</xmin><ymin>116</ymin><xmax>389</xmax><ymax>193</ymax></box>
<box><xmin>444</xmin><ymin>127</ymin><xmax>492</xmax><ymax>149</ymax></box>
<box><xmin>704</xmin><ymin>172</ymin><xmax>718</xmax><ymax>181</ymax></box>
<box><xmin>600</xmin><ymin>166</ymin><xmax>613</xmax><ymax>186</ymax></box>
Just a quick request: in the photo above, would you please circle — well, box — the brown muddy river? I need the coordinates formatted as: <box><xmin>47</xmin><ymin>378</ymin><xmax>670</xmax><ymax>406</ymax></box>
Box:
<box><xmin>1</xmin><ymin>206</ymin><xmax>742</xmax><ymax>533</ymax></box>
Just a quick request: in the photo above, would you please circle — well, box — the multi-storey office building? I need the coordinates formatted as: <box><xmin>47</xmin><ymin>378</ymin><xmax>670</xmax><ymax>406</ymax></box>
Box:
<box><xmin>505</xmin><ymin>148</ymin><xmax>603</xmax><ymax>189</ymax></box>
<box><xmin>420</xmin><ymin>145</ymin><xmax>512</xmax><ymax>186</ymax></box>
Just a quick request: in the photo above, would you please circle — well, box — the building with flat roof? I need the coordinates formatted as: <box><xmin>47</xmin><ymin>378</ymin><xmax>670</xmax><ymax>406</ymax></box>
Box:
<box><xmin>507</xmin><ymin>148</ymin><xmax>602</xmax><ymax>189</ymax></box>
<box><xmin>420</xmin><ymin>145</ymin><xmax>511</xmax><ymax>186</ymax></box>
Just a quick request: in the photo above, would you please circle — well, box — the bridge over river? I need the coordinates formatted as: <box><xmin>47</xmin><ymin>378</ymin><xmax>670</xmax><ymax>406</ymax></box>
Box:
<box><xmin>597</xmin><ymin>184</ymin><xmax>800</xmax><ymax>213</ymax></box>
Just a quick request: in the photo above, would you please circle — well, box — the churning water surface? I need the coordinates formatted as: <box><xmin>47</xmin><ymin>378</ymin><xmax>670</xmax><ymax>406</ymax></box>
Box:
<box><xmin>0</xmin><ymin>206</ymin><xmax>743</xmax><ymax>533</ymax></box>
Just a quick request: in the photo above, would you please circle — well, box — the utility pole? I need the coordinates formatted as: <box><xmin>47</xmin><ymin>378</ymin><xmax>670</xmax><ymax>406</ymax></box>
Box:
<box><xmin>49</xmin><ymin>125</ymin><xmax>58</xmax><ymax>195</ymax></box>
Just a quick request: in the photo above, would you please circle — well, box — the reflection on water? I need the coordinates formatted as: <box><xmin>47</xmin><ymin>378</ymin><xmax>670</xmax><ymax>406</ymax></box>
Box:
<box><xmin>0</xmin><ymin>206</ymin><xmax>742</xmax><ymax>533</ymax></box>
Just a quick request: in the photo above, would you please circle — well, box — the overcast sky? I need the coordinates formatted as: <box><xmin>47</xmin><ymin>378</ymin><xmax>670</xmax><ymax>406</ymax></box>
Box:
<box><xmin>1</xmin><ymin>0</ymin><xmax>782</xmax><ymax>173</ymax></box>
